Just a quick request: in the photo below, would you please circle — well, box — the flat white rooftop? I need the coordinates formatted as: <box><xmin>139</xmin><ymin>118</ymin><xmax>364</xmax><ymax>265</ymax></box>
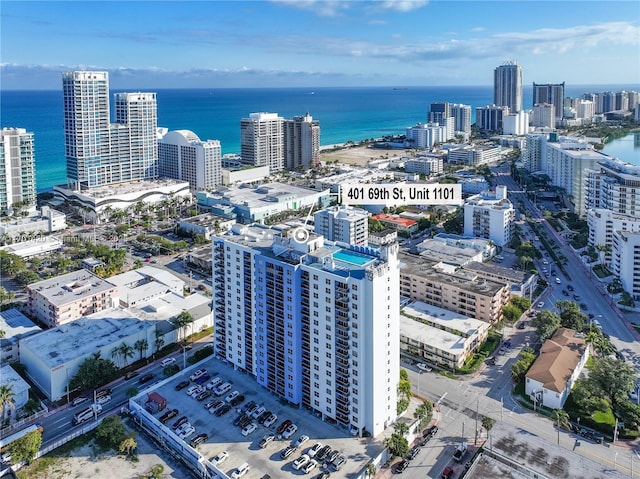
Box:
<box><xmin>402</xmin><ymin>301</ymin><xmax>489</xmax><ymax>337</ymax></box>
<box><xmin>28</xmin><ymin>269</ymin><xmax>117</xmax><ymax>306</ymax></box>
<box><xmin>0</xmin><ymin>308</ymin><xmax>41</xmax><ymax>340</ymax></box>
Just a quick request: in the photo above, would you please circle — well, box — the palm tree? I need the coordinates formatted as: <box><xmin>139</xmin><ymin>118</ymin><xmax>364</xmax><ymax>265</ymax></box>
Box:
<box><xmin>554</xmin><ymin>409</ymin><xmax>570</xmax><ymax>431</ymax></box>
<box><xmin>0</xmin><ymin>384</ymin><xmax>16</xmax><ymax>425</ymax></box>
<box><xmin>120</xmin><ymin>343</ymin><xmax>135</xmax><ymax>367</ymax></box>
<box><xmin>482</xmin><ymin>416</ymin><xmax>495</xmax><ymax>444</ymax></box>
<box><xmin>173</xmin><ymin>311</ymin><xmax>193</xmax><ymax>343</ymax></box>
<box><xmin>134</xmin><ymin>339</ymin><xmax>149</xmax><ymax>361</ymax></box>
<box><xmin>397</xmin><ymin>380</ymin><xmax>412</xmax><ymax>402</ymax></box>
<box><xmin>366</xmin><ymin>463</ymin><xmax>377</xmax><ymax>478</ymax></box>
<box><xmin>154</xmin><ymin>331</ymin><xmax>165</xmax><ymax>359</ymax></box>
<box><xmin>393</xmin><ymin>421</ymin><xmax>409</xmax><ymax>436</ymax></box>
<box><xmin>111</xmin><ymin>346</ymin><xmax>122</xmax><ymax>368</ymax></box>
<box><xmin>119</xmin><ymin>436</ymin><xmax>137</xmax><ymax>456</ymax></box>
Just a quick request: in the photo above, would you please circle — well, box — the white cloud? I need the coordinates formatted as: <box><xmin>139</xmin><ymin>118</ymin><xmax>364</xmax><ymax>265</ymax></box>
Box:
<box><xmin>375</xmin><ymin>0</ymin><xmax>429</xmax><ymax>12</ymax></box>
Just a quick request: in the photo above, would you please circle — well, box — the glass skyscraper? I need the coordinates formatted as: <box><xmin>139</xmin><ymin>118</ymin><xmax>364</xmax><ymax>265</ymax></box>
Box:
<box><xmin>494</xmin><ymin>61</ymin><xmax>523</xmax><ymax>114</ymax></box>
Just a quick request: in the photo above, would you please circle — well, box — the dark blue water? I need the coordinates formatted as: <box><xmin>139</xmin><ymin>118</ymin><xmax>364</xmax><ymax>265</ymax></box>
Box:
<box><xmin>1</xmin><ymin>85</ymin><xmax>635</xmax><ymax>192</ymax></box>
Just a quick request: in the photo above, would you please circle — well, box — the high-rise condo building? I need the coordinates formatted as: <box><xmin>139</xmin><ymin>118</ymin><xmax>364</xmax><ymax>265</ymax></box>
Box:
<box><xmin>212</xmin><ymin>225</ymin><xmax>400</xmax><ymax>437</ymax></box>
<box><xmin>0</xmin><ymin>128</ymin><xmax>36</xmax><ymax>215</ymax></box>
<box><xmin>158</xmin><ymin>129</ymin><xmax>222</xmax><ymax>191</ymax></box>
<box><xmin>494</xmin><ymin>61</ymin><xmax>523</xmax><ymax>113</ymax></box>
<box><xmin>240</xmin><ymin>112</ymin><xmax>285</xmax><ymax>173</ymax></box>
<box><xmin>531</xmin><ymin>103</ymin><xmax>555</xmax><ymax>129</ymax></box>
<box><xmin>62</xmin><ymin>71</ymin><xmax>158</xmax><ymax>190</ymax></box>
<box><xmin>314</xmin><ymin>205</ymin><xmax>369</xmax><ymax>246</ymax></box>
<box><xmin>475</xmin><ymin>105</ymin><xmax>509</xmax><ymax>132</ymax></box>
<box><xmin>533</xmin><ymin>82</ymin><xmax>565</xmax><ymax>123</ymax></box>
<box><xmin>428</xmin><ymin>102</ymin><xmax>450</xmax><ymax>124</ymax></box>
<box><xmin>284</xmin><ymin>114</ymin><xmax>320</xmax><ymax>171</ymax></box>
<box><xmin>450</xmin><ymin>104</ymin><xmax>472</xmax><ymax>136</ymax></box>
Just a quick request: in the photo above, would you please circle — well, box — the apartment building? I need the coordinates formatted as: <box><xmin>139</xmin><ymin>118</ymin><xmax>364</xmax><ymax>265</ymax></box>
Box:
<box><xmin>586</xmin><ymin>159</ymin><xmax>640</xmax><ymax>217</ymax></box>
<box><xmin>314</xmin><ymin>205</ymin><xmax>369</xmax><ymax>246</ymax></box>
<box><xmin>532</xmin><ymin>82</ymin><xmax>565</xmax><ymax>123</ymax></box>
<box><xmin>494</xmin><ymin>61</ymin><xmax>523</xmax><ymax>113</ymax></box>
<box><xmin>284</xmin><ymin>113</ymin><xmax>320</xmax><ymax>171</ymax></box>
<box><xmin>158</xmin><ymin>129</ymin><xmax>222</xmax><ymax>191</ymax></box>
<box><xmin>240</xmin><ymin>112</ymin><xmax>285</xmax><ymax>173</ymax></box>
<box><xmin>212</xmin><ymin>224</ymin><xmax>399</xmax><ymax>437</ymax></box>
<box><xmin>405</xmin><ymin>123</ymin><xmax>447</xmax><ymax>149</ymax></box>
<box><xmin>27</xmin><ymin>269</ymin><xmax>119</xmax><ymax>327</ymax></box>
<box><xmin>611</xmin><ymin>230</ymin><xmax>640</xmax><ymax>299</ymax></box>
<box><xmin>463</xmin><ymin>185</ymin><xmax>515</xmax><ymax>246</ymax></box>
<box><xmin>531</xmin><ymin>103</ymin><xmax>555</xmax><ymax>129</ymax></box>
<box><xmin>399</xmin><ymin>253</ymin><xmax>509</xmax><ymax>323</ymax></box>
<box><xmin>0</xmin><ymin>127</ymin><xmax>36</xmax><ymax>215</ymax></box>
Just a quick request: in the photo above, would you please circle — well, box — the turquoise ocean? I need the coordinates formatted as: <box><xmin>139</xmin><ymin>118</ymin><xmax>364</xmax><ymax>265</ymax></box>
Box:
<box><xmin>0</xmin><ymin>85</ymin><xmax>637</xmax><ymax>192</ymax></box>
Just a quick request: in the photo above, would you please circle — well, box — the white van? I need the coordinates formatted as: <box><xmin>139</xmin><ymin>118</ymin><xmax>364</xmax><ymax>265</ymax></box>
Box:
<box><xmin>214</xmin><ymin>382</ymin><xmax>232</xmax><ymax>396</ymax></box>
<box><xmin>161</xmin><ymin>357</ymin><xmax>176</xmax><ymax>367</ymax></box>
<box><xmin>232</xmin><ymin>462</ymin><xmax>250</xmax><ymax>478</ymax></box>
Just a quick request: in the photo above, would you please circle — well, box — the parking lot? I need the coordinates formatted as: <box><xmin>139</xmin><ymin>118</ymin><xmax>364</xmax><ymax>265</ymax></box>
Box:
<box><xmin>135</xmin><ymin>356</ymin><xmax>379</xmax><ymax>479</ymax></box>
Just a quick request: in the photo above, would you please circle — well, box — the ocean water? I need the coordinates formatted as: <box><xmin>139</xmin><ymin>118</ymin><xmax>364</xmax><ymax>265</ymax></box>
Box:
<box><xmin>0</xmin><ymin>84</ymin><xmax>636</xmax><ymax>192</ymax></box>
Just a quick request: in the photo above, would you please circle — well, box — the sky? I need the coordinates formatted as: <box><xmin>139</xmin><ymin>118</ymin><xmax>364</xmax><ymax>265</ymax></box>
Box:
<box><xmin>1</xmin><ymin>0</ymin><xmax>639</xmax><ymax>90</ymax></box>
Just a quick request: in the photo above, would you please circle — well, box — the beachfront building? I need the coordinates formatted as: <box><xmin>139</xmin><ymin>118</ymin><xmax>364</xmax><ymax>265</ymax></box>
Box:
<box><xmin>212</xmin><ymin>224</ymin><xmax>400</xmax><ymax>437</ymax></box>
<box><xmin>451</xmin><ymin>104</ymin><xmax>472</xmax><ymax>137</ymax></box>
<box><xmin>62</xmin><ymin>71</ymin><xmax>158</xmax><ymax>190</ymax></box>
<box><xmin>26</xmin><ymin>269</ymin><xmax>119</xmax><ymax>327</ymax></box>
<box><xmin>196</xmin><ymin>183</ymin><xmax>331</xmax><ymax>224</ymax></box>
<box><xmin>525</xmin><ymin>328</ymin><xmax>589</xmax><ymax>410</ymax></box>
<box><xmin>463</xmin><ymin>185</ymin><xmax>514</xmax><ymax>246</ymax></box>
<box><xmin>157</xmin><ymin>129</ymin><xmax>223</xmax><ymax>192</ymax></box>
<box><xmin>533</xmin><ymin>82</ymin><xmax>565</xmax><ymax>124</ymax></box>
<box><xmin>0</xmin><ymin>128</ymin><xmax>36</xmax><ymax>215</ymax></box>
<box><xmin>19</xmin><ymin>316</ymin><xmax>156</xmax><ymax>400</ymax></box>
<box><xmin>0</xmin><ymin>308</ymin><xmax>41</xmax><ymax>364</ymax></box>
<box><xmin>314</xmin><ymin>205</ymin><xmax>369</xmax><ymax>246</ymax></box>
<box><xmin>494</xmin><ymin>61</ymin><xmax>523</xmax><ymax>113</ymax></box>
<box><xmin>240</xmin><ymin>112</ymin><xmax>285</xmax><ymax>173</ymax></box>
<box><xmin>475</xmin><ymin>105</ymin><xmax>510</xmax><ymax>132</ymax></box>
<box><xmin>545</xmin><ymin>137</ymin><xmax>612</xmax><ymax>216</ymax></box>
<box><xmin>448</xmin><ymin>145</ymin><xmax>502</xmax><ymax>167</ymax></box>
<box><xmin>405</xmin><ymin>123</ymin><xmax>447</xmax><ymax>149</ymax></box>
<box><xmin>398</xmin><ymin>253</ymin><xmax>509</xmax><ymax>324</ymax></box>
<box><xmin>284</xmin><ymin>113</ymin><xmax>320</xmax><ymax>171</ymax></box>
<box><xmin>531</xmin><ymin>103</ymin><xmax>556</xmax><ymax>129</ymax></box>
<box><xmin>400</xmin><ymin>301</ymin><xmax>490</xmax><ymax>370</ymax></box>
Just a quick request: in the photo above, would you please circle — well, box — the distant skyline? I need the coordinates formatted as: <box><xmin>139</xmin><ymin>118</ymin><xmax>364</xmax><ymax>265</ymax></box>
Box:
<box><xmin>1</xmin><ymin>1</ymin><xmax>639</xmax><ymax>90</ymax></box>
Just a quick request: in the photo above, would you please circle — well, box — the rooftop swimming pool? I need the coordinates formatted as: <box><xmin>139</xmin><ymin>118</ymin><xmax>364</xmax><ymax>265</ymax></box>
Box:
<box><xmin>332</xmin><ymin>249</ymin><xmax>374</xmax><ymax>266</ymax></box>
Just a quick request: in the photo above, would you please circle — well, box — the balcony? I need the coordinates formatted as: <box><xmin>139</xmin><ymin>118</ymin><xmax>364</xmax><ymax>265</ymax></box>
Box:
<box><xmin>336</xmin><ymin>384</ymin><xmax>349</xmax><ymax>396</ymax></box>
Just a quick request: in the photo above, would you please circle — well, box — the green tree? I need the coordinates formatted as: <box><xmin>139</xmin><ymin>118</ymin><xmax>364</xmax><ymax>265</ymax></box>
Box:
<box><xmin>69</xmin><ymin>357</ymin><xmax>119</xmax><ymax>392</ymax></box>
<box><xmin>95</xmin><ymin>416</ymin><xmax>127</xmax><ymax>450</ymax></box>
<box><xmin>385</xmin><ymin>432</ymin><xmax>409</xmax><ymax>458</ymax></box>
<box><xmin>7</xmin><ymin>429</ymin><xmax>42</xmax><ymax>464</ymax></box>
<box><xmin>481</xmin><ymin>416</ymin><xmax>495</xmax><ymax>441</ymax></box>
<box><xmin>532</xmin><ymin>310</ymin><xmax>561</xmax><ymax>340</ymax></box>
<box><xmin>164</xmin><ymin>364</ymin><xmax>180</xmax><ymax>377</ymax></box>
<box><xmin>0</xmin><ymin>250</ymin><xmax>26</xmax><ymax>276</ymax></box>
<box><xmin>134</xmin><ymin>339</ymin><xmax>149</xmax><ymax>361</ymax></box>
<box><xmin>14</xmin><ymin>269</ymin><xmax>41</xmax><ymax>285</ymax></box>
<box><xmin>119</xmin><ymin>436</ymin><xmax>137</xmax><ymax>456</ymax></box>
<box><xmin>510</xmin><ymin>296</ymin><xmax>531</xmax><ymax>312</ymax></box>
<box><xmin>120</xmin><ymin>343</ymin><xmax>135</xmax><ymax>367</ymax></box>
<box><xmin>413</xmin><ymin>400</ymin><xmax>434</xmax><ymax>426</ymax></box>
<box><xmin>555</xmin><ymin>300</ymin><xmax>587</xmax><ymax>331</ymax></box>
<box><xmin>589</xmin><ymin>357</ymin><xmax>636</xmax><ymax>408</ymax></box>
<box><xmin>173</xmin><ymin>311</ymin><xmax>193</xmax><ymax>343</ymax></box>
<box><xmin>154</xmin><ymin>332</ymin><xmax>165</xmax><ymax>358</ymax></box>
<box><xmin>0</xmin><ymin>286</ymin><xmax>16</xmax><ymax>308</ymax></box>
<box><xmin>148</xmin><ymin>464</ymin><xmax>165</xmax><ymax>479</ymax></box>
<box><xmin>394</xmin><ymin>421</ymin><xmax>409</xmax><ymax>436</ymax></box>
<box><xmin>614</xmin><ymin>400</ymin><xmax>640</xmax><ymax>430</ymax></box>
<box><xmin>502</xmin><ymin>304</ymin><xmax>522</xmax><ymax>323</ymax></box>
<box><xmin>554</xmin><ymin>409</ymin><xmax>570</xmax><ymax>430</ymax></box>
<box><xmin>0</xmin><ymin>384</ymin><xmax>16</xmax><ymax>425</ymax></box>
<box><xmin>510</xmin><ymin>349</ymin><xmax>536</xmax><ymax>382</ymax></box>
<box><xmin>569</xmin><ymin>379</ymin><xmax>608</xmax><ymax>417</ymax></box>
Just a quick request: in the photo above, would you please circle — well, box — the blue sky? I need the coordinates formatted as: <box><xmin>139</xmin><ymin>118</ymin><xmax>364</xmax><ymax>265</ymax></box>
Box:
<box><xmin>1</xmin><ymin>0</ymin><xmax>639</xmax><ymax>89</ymax></box>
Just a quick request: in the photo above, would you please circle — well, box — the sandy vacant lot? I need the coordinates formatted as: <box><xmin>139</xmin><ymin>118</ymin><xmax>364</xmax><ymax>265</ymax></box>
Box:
<box><xmin>18</xmin><ymin>423</ymin><xmax>186</xmax><ymax>479</ymax></box>
<box><xmin>320</xmin><ymin>144</ymin><xmax>410</xmax><ymax>167</ymax></box>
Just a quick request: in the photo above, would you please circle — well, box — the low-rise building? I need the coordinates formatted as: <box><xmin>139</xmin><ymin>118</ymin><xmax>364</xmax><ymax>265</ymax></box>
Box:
<box><xmin>0</xmin><ymin>308</ymin><xmax>41</xmax><ymax>364</ymax></box>
<box><xmin>464</xmin><ymin>261</ymin><xmax>537</xmax><ymax>298</ymax></box>
<box><xmin>0</xmin><ymin>364</ymin><xmax>30</xmax><ymax>411</ymax></box>
<box><xmin>19</xmin><ymin>316</ymin><xmax>156</xmax><ymax>400</ymax></box>
<box><xmin>222</xmin><ymin>165</ymin><xmax>270</xmax><ymax>186</ymax></box>
<box><xmin>27</xmin><ymin>270</ymin><xmax>119</xmax><ymax>327</ymax></box>
<box><xmin>371</xmin><ymin>214</ymin><xmax>418</xmax><ymax>234</ymax></box>
<box><xmin>525</xmin><ymin>328</ymin><xmax>589</xmax><ymax>410</ymax></box>
<box><xmin>314</xmin><ymin>205</ymin><xmax>369</xmax><ymax>246</ymax></box>
<box><xmin>178</xmin><ymin>213</ymin><xmax>235</xmax><ymax>240</ymax></box>
<box><xmin>0</xmin><ymin>235</ymin><xmax>64</xmax><ymax>258</ymax></box>
<box><xmin>400</xmin><ymin>301</ymin><xmax>490</xmax><ymax>369</ymax></box>
<box><xmin>196</xmin><ymin>183</ymin><xmax>331</xmax><ymax>224</ymax></box>
<box><xmin>399</xmin><ymin>253</ymin><xmax>509</xmax><ymax>323</ymax></box>
<box><xmin>0</xmin><ymin>207</ymin><xmax>66</xmax><ymax>241</ymax></box>
<box><xmin>107</xmin><ymin>266</ymin><xmax>184</xmax><ymax>308</ymax></box>
<box><xmin>447</xmin><ymin>144</ymin><xmax>502</xmax><ymax>166</ymax></box>
<box><xmin>463</xmin><ymin>185</ymin><xmax>515</xmax><ymax>246</ymax></box>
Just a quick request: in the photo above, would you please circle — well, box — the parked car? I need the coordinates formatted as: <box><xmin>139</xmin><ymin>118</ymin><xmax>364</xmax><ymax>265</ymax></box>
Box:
<box><xmin>189</xmin><ymin>433</ymin><xmax>208</xmax><ymax>448</ymax></box>
<box><xmin>241</xmin><ymin>422</ymin><xmax>258</xmax><ymax>436</ymax></box>
<box><xmin>205</xmin><ymin>377</ymin><xmax>223</xmax><ymax>390</ymax></box>
<box><xmin>140</xmin><ymin>373</ymin><xmax>154</xmax><ymax>383</ymax></box>
<box><xmin>293</xmin><ymin>454</ymin><xmax>310</xmax><ymax>471</ymax></box>
<box><xmin>210</xmin><ymin>451</ymin><xmax>228</xmax><ymax>466</ymax></box>
<box><xmin>195</xmin><ymin>390</ymin><xmax>212</xmax><ymax>401</ymax></box>
<box><xmin>225</xmin><ymin>391</ymin><xmax>240</xmax><ymax>403</ymax></box>
<box><xmin>215</xmin><ymin>404</ymin><xmax>231</xmax><ymax>417</ymax></box>
<box><xmin>406</xmin><ymin>445</ymin><xmax>420</xmax><ymax>460</ymax></box>
<box><xmin>231</xmin><ymin>462</ymin><xmax>250</xmax><ymax>479</ymax></box>
<box><xmin>252</xmin><ymin>406</ymin><xmax>267</xmax><ymax>419</ymax></box>
<box><xmin>159</xmin><ymin>408</ymin><xmax>179</xmax><ymax>424</ymax></box>
<box><xmin>424</xmin><ymin>425</ymin><xmax>439</xmax><ymax>438</ymax></box>
<box><xmin>125</xmin><ymin>371</ymin><xmax>139</xmax><ymax>380</ymax></box>
<box><xmin>172</xmin><ymin>416</ymin><xmax>188</xmax><ymax>430</ymax></box>
<box><xmin>315</xmin><ymin>445</ymin><xmax>332</xmax><ymax>462</ymax></box>
<box><xmin>331</xmin><ymin>454</ymin><xmax>347</xmax><ymax>471</ymax></box>
<box><xmin>230</xmin><ymin>394</ymin><xmax>245</xmax><ymax>407</ymax></box>
<box><xmin>206</xmin><ymin>399</ymin><xmax>224</xmax><ymax>410</ymax></box>
<box><xmin>189</xmin><ymin>368</ymin><xmax>207</xmax><ymax>382</ymax></box>
<box><xmin>257</xmin><ymin>410</ymin><xmax>271</xmax><ymax>424</ymax></box>
<box><xmin>306</xmin><ymin>442</ymin><xmax>322</xmax><ymax>458</ymax></box>
<box><xmin>441</xmin><ymin>466</ymin><xmax>454</xmax><ymax>479</ymax></box>
<box><xmin>263</xmin><ymin>413</ymin><xmax>277</xmax><ymax>427</ymax></box>
<box><xmin>416</xmin><ymin>363</ymin><xmax>432</xmax><ymax>372</ymax></box>
<box><xmin>175</xmin><ymin>380</ymin><xmax>190</xmax><ymax>391</ymax></box>
<box><xmin>302</xmin><ymin>459</ymin><xmax>318</xmax><ymax>474</ymax></box>
<box><xmin>72</xmin><ymin>396</ymin><xmax>89</xmax><ymax>406</ymax></box>
<box><xmin>178</xmin><ymin>425</ymin><xmax>195</xmax><ymax>439</ymax></box>
<box><xmin>259</xmin><ymin>433</ymin><xmax>276</xmax><ymax>448</ymax></box>
<box><xmin>293</xmin><ymin>434</ymin><xmax>309</xmax><ymax>448</ymax></box>
<box><xmin>282</xmin><ymin>423</ymin><xmax>298</xmax><ymax>439</ymax></box>
<box><xmin>281</xmin><ymin>446</ymin><xmax>296</xmax><ymax>459</ymax></box>
<box><xmin>326</xmin><ymin>449</ymin><xmax>339</xmax><ymax>464</ymax></box>
<box><xmin>195</xmin><ymin>374</ymin><xmax>211</xmax><ymax>385</ymax></box>
<box><xmin>277</xmin><ymin>419</ymin><xmax>292</xmax><ymax>434</ymax></box>
<box><xmin>241</xmin><ymin>400</ymin><xmax>257</xmax><ymax>414</ymax></box>
<box><xmin>395</xmin><ymin>460</ymin><xmax>409</xmax><ymax>473</ymax></box>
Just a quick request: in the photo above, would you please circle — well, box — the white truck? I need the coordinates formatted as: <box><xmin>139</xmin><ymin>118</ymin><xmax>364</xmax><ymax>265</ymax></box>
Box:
<box><xmin>73</xmin><ymin>403</ymin><xmax>103</xmax><ymax>425</ymax></box>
